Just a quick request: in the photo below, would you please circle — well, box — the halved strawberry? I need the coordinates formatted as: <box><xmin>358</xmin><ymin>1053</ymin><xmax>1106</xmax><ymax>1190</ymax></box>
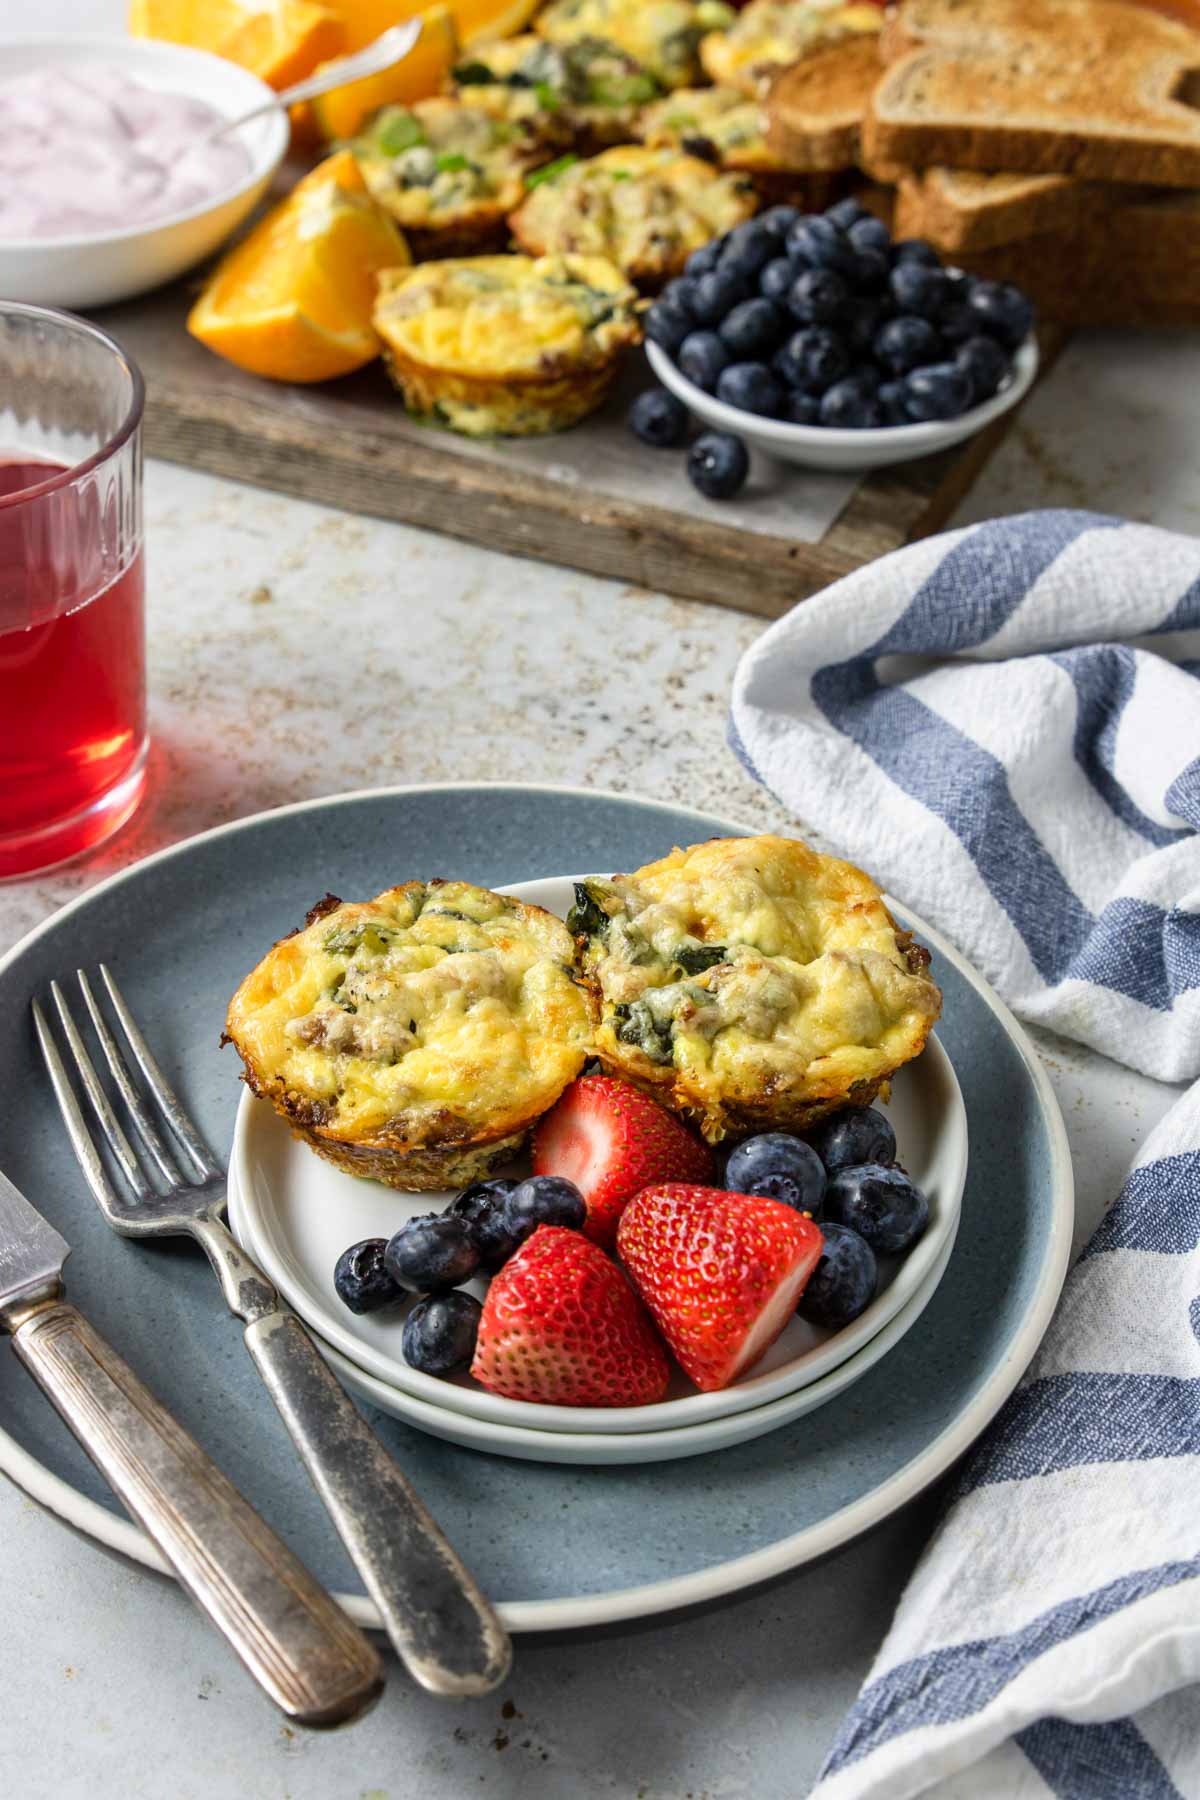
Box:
<box><xmin>470</xmin><ymin>1226</ymin><xmax>670</xmax><ymax>1407</ymax></box>
<box><xmin>617</xmin><ymin>1184</ymin><xmax>824</xmax><ymax>1392</ymax></box>
<box><xmin>532</xmin><ymin>1075</ymin><xmax>715</xmax><ymax>1248</ymax></box>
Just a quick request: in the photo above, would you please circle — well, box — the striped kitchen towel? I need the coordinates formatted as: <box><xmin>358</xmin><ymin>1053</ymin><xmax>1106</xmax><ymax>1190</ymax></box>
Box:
<box><xmin>729</xmin><ymin>509</ymin><xmax>1200</xmax><ymax>1798</ymax></box>
<box><xmin>729</xmin><ymin>510</ymin><xmax>1200</xmax><ymax>1083</ymax></box>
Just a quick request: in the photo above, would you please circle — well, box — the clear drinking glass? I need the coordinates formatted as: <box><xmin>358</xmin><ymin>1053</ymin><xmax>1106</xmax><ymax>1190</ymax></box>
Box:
<box><xmin>0</xmin><ymin>303</ymin><xmax>148</xmax><ymax>879</ymax></box>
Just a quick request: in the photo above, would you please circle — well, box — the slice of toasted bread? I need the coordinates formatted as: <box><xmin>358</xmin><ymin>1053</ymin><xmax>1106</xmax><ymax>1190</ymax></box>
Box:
<box><xmin>957</xmin><ymin>189</ymin><xmax>1200</xmax><ymax>324</ymax></box>
<box><xmin>765</xmin><ymin>37</ymin><xmax>882</xmax><ymax>172</ymax></box>
<box><xmin>865</xmin><ymin>0</ymin><xmax>1200</xmax><ymax>186</ymax></box>
<box><xmin>894</xmin><ymin>166</ymin><xmax>1134</xmax><ymax>250</ymax></box>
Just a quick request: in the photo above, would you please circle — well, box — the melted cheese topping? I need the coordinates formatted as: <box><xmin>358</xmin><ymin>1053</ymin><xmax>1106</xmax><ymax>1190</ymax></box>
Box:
<box><xmin>227</xmin><ymin>881</ymin><xmax>595</xmax><ymax>1144</ymax></box>
<box><xmin>352</xmin><ymin>98</ymin><xmax>542</xmax><ymax>228</ymax></box>
<box><xmin>572</xmin><ymin>836</ymin><xmax>941</xmax><ymax>1137</ymax></box>
<box><xmin>638</xmin><ymin>85</ymin><xmax>776</xmax><ymax>170</ymax></box>
<box><xmin>373</xmin><ymin>253</ymin><xmax>639</xmax><ymax>376</ymax></box>
<box><xmin>537</xmin><ymin>0</ymin><xmax>736</xmax><ymax>88</ymax></box>
<box><xmin>510</xmin><ymin>144</ymin><xmax>755</xmax><ymax>277</ymax></box>
<box><xmin>701</xmin><ymin>0</ymin><xmax>882</xmax><ymax>92</ymax></box>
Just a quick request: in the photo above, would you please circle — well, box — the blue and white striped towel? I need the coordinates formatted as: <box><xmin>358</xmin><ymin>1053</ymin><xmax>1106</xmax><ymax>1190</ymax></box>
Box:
<box><xmin>729</xmin><ymin>510</ymin><xmax>1200</xmax><ymax>1799</ymax></box>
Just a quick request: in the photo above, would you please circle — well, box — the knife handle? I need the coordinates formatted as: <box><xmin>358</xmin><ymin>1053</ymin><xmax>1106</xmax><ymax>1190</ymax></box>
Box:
<box><xmin>8</xmin><ymin>1297</ymin><xmax>384</xmax><ymax>1728</ymax></box>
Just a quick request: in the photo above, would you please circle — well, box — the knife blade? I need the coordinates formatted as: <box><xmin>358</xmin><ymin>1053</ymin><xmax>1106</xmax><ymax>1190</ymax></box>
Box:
<box><xmin>0</xmin><ymin>1165</ymin><xmax>69</xmax><ymax>1315</ymax></box>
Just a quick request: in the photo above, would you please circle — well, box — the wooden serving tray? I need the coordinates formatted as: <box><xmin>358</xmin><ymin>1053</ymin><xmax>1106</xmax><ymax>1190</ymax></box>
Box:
<box><xmin>96</xmin><ymin>280</ymin><xmax>1061</xmax><ymax>621</ymax></box>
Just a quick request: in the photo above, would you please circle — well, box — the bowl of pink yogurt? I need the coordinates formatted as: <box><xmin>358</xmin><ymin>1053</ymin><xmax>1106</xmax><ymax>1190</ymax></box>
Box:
<box><xmin>0</xmin><ymin>35</ymin><xmax>289</xmax><ymax>309</ymax></box>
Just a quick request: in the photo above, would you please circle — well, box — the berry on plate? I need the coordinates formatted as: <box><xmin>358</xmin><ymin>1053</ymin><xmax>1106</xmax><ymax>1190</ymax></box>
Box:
<box><xmin>384</xmin><ymin>1213</ymin><xmax>480</xmax><ymax>1292</ymax></box>
<box><xmin>470</xmin><ymin>1226</ymin><xmax>670</xmax><ymax>1407</ymax></box>
<box><xmin>333</xmin><ymin>1237</ymin><xmax>401</xmax><ymax>1314</ymax></box>
<box><xmin>628</xmin><ymin>387</ymin><xmax>689</xmax><ymax>448</ymax></box>
<box><xmin>806</xmin><ymin>1106</ymin><xmax>896</xmax><ymax>1173</ymax></box>
<box><xmin>532</xmin><ymin>1073</ymin><xmax>716</xmax><ymax>1248</ymax></box>
<box><xmin>823</xmin><ymin>1164</ymin><xmax>929</xmax><ymax>1255</ymax></box>
<box><xmin>504</xmin><ymin>1174</ymin><xmax>588</xmax><ymax>1245</ymax></box>
<box><xmin>402</xmin><ymin>1291</ymin><xmax>482</xmax><ymax>1375</ymax></box>
<box><xmin>724</xmin><ymin>1131</ymin><xmax>825</xmax><ymax>1215</ymax></box>
<box><xmin>687</xmin><ymin>429</ymin><xmax>749</xmax><ymax>499</ymax></box>
<box><xmin>797</xmin><ymin>1222</ymin><xmax>877</xmax><ymax>1329</ymax></box>
<box><xmin>449</xmin><ymin>1178</ymin><xmax>521</xmax><ymax>1272</ymax></box>
<box><xmin>617</xmin><ymin>1184</ymin><xmax>824</xmax><ymax>1392</ymax></box>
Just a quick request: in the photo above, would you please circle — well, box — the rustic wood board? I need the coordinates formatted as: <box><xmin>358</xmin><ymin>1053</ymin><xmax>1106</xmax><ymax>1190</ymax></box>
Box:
<box><xmin>95</xmin><ymin>279</ymin><xmax>1064</xmax><ymax>621</ymax></box>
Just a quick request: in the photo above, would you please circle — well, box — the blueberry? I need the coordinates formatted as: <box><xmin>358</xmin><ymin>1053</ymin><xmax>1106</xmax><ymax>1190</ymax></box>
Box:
<box><xmin>719</xmin><ymin>220</ymin><xmax>777</xmax><ymax>277</ymax></box>
<box><xmin>787</xmin><ymin>266</ymin><xmax>848</xmax><ymax>325</ymax></box>
<box><xmin>878</xmin><ymin>378</ymin><xmax>911</xmax><ymax>424</ymax></box>
<box><xmin>820</xmin><ymin>379</ymin><xmax>881</xmax><ymax>428</ymax></box>
<box><xmin>687</xmin><ymin>430</ymin><xmax>749</xmax><ymax>500</ymax></box>
<box><xmin>725</xmin><ymin>1132</ymin><xmax>826</xmax><ymax>1214</ymax></box>
<box><xmin>685</xmin><ymin>239</ymin><xmax>722</xmax><ymax>278</ymax></box>
<box><xmin>449</xmin><ymin>1179</ymin><xmax>520</xmax><ymax>1272</ymax></box>
<box><xmin>503</xmin><ymin>1174</ymin><xmax>587</xmax><ymax>1245</ymax></box>
<box><xmin>807</xmin><ymin>1106</ymin><xmax>896</xmax><ymax>1172</ymax></box>
<box><xmin>660</xmin><ymin>276</ymin><xmax>697</xmax><ymax>318</ymax></box>
<box><xmin>628</xmin><ymin>387</ymin><xmax>690</xmax><ymax>447</ymax></box>
<box><xmin>401</xmin><ymin>1291</ymin><xmax>482</xmax><ymax>1376</ymax></box>
<box><xmin>825</xmin><ymin>196</ymin><xmax>869</xmax><ymax>231</ymax></box>
<box><xmin>937</xmin><ymin>301</ymin><xmax>977</xmax><ymax>346</ymax></box>
<box><xmin>849</xmin><ymin>214</ymin><xmax>891</xmax><ymax>254</ymax></box>
<box><xmin>846</xmin><ymin>362</ymin><xmax>881</xmax><ymax>394</ymax></box>
<box><xmin>956</xmin><ymin>333</ymin><xmax>1011</xmax><ymax>403</ymax></box>
<box><xmin>716</xmin><ymin>360</ymin><xmax>784</xmax><ymax>415</ymax></box>
<box><xmin>678</xmin><ymin>328</ymin><xmax>729</xmax><ymax>390</ymax></box>
<box><xmin>333</xmin><ymin>1238</ymin><xmax>401</xmax><ymax>1314</ymax></box>
<box><xmin>690</xmin><ymin>266</ymin><xmax>751</xmax><ymax>326</ymax></box>
<box><xmin>643</xmin><ymin>301</ymin><xmax>691</xmax><ymax>355</ymax></box>
<box><xmin>759</xmin><ymin>254</ymin><xmax>800</xmax><ymax>302</ymax></box>
<box><xmin>851</xmin><ymin>245</ymin><xmax>890</xmax><ymax>292</ymax></box>
<box><xmin>904</xmin><ymin>360</ymin><xmax>973</xmax><ymax>420</ymax></box>
<box><xmin>797</xmin><ymin>1222</ymin><xmax>878</xmax><ymax>1329</ymax></box>
<box><xmin>385</xmin><ymin>1213</ymin><xmax>481</xmax><ymax>1292</ymax></box>
<box><xmin>776</xmin><ymin>326</ymin><xmax>850</xmax><ymax>394</ymax></box>
<box><xmin>786</xmin><ymin>214</ymin><xmax>858</xmax><ymax>276</ymax></box>
<box><xmin>875</xmin><ymin>314</ymin><xmax>942</xmax><ymax>374</ymax></box>
<box><xmin>823</xmin><ymin>1164</ymin><xmax>929</xmax><ymax>1254</ymax></box>
<box><xmin>889</xmin><ymin>261</ymin><xmax>949</xmax><ymax>318</ymax></box>
<box><xmin>719</xmin><ymin>297</ymin><xmax>786</xmax><ymax>359</ymax></box>
<box><xmin>843</xmin><ymin>295</ymin><xmax>890</xmax><ymax>355</ymax></box>
<box><xmin>783</xmin><ymin>390</ymin><xmax>820</xmax><ymax>425</ymax></box>
<box><xmin>892</xmin><ymin>237</ymin><xmax>940</xmax><ymax>267</ymax></box>
<box><xmin>759</xmin><ymin>203</ymin><xmax>801</xmax><ymax>238</ymax></box>
<box><xmin>968</xmin><ymin>279</ymin><xmax>1034</xmax><ymax>348</ymax></box>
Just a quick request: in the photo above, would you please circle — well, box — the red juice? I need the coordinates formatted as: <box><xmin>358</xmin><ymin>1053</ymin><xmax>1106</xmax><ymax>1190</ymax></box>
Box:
<box><xmin>0</xmin><ymin>458</ymin><xmax>147</xmax><ymax>876</ymax></box>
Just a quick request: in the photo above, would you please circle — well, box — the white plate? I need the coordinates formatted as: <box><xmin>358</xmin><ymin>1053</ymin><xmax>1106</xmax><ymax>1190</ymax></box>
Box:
<box><xmin>646</xmin><ymin>336</ymin><xmax>1039</xmax><ymax>471</ymax></box>
<box><xmin>229</xmin><ymin>873</ymin><xmax>967</xmax><ymax>1440</ymax></box>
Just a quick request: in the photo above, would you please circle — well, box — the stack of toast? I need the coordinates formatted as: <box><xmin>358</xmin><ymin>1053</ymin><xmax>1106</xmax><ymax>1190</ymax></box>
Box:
<box><xmin>763</xmin><ymin>0</ymin><xmax>1200</xmax><ymax>326</ymax></box>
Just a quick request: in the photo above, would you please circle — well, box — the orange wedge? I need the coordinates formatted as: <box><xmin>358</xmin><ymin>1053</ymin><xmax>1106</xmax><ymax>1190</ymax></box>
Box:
<box><xmin>310</xmin><ymin>3</ymin><xmax>458</xmax><ymax>140</ymax></box>
<box><xmin>331</xmin><ymin>0</ymin><xmax>540</xmax><ymax>54</ymax></box>
<box><xmin>128</xmin><ymin>0</ymin><xmax>345</xmax><ymax>89</ymax></box>
<box><xmin>187</xmin><ymin>151</ymin><xmax>410</xmax><ymax>382</ymax></box>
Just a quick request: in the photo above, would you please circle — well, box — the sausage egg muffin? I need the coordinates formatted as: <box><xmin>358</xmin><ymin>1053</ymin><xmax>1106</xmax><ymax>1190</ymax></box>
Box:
<box><xmin>508</xmin><ymin>144</ymin><xmax>757</xmax><ymax>286</ymax></box>
<box><xmin>226</xmin><ymin>881</ymin><xmax>597</xmax><ymax>1189</ymax></box>
<box><xmin>636</xmin><ymin>84</ymin><xmax>842</xmax><ymax>202</ymax></box>
<box><xmin>451</xmin><ymin>34</ymin><xmax>661</xmax><ymax>152</ymax></box>
<box><xmin>700</xmin><ymin>0</ymin><xmax>883</xmax><ymax>96</ymax></box>
<box><xmin>350</xmin><ymin>98</ymin><xmax>548</xmax><ymax>258</ymax></box>
<box><xmin>536</xmin><ymin>0</ymin><xmax>736</xmax><ymax>90</ymax></box>
<box><xmin>569</xmin><ymin>835</ymin><xmax>941</xmax><ymax>1143</ymax></box>
<box><xmin>372</xmin><ymin>253</ymin><xmax>640</xmax><ymax>435</ymax></box>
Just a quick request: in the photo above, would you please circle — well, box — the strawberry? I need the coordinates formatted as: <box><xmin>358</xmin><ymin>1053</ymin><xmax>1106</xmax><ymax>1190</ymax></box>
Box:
<box><xmin>617</xmin><ymin>1185</ymin><xmax>824</xmax><ymax>1393</ymax></box>
<box><xmin>470</xmin><ymin>1226</ymin><xmax>670</xmax><ymax>1408</ymax></box>
<box><xmin>532</xmin><ymin>1075</ymin><xmax>715</xmax><ymax>1248</ymax></box>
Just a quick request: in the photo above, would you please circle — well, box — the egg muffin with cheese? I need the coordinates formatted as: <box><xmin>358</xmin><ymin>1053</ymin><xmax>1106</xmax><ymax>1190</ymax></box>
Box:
<box><xmin>226</xmin><ymin>882</ymin><xmax>597</xmax><ymax>1189</ymax></box>
<box><xmin>570</xmin><ymin>835</ymin><xmax>941</xmax><ymax>1144</ymax></box>
<box><xmin>509</xmin><ymin>145</ymin><xmax>756</xmax><ymax>287</ymax></box>
<box><xmin>700</xmin><ymin>0</ymin><xmax>882</xmax><ymax>96</ymax></box>
<box><xmin>373</xmin><ymin>253</ymin><xmax>640</xmax><ymax>436</ymax></box>
<box><xmin>636</xmin><ymin>84</ymin><xmax>842</xmax><ymax>203</ymax></box>
<box><xmin>350</xmin><ymin>98</ymin><xmax>549</xmax><ymax>259</ymax></box>
<box><xmin>536</xmin><ymin>0</ymin><xmax>736</xmax><ymax>90</ymax></box>
<box><xmin>450</xmin><ymin>35</ymin><xmax>661</xmax><ymax>153</ymax></box>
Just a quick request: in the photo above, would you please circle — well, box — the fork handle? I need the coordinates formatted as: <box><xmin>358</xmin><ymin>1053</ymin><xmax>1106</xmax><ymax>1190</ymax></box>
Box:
<box><xmin>242</xmin><ymin>1307</ymin><xmax>512</xmax><ymax>1698</ymax></box>
<box><xmin>7</xmin><ymin>1296</ymin><xmax>384</xmax><ymax>1727</ymax></box>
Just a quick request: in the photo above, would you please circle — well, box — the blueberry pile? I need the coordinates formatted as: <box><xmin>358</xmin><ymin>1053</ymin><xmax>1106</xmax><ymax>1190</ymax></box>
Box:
<box><xmin>723</xmin><ymin>1105</ymin><xmax>929</xmax><ymax>1329</ymax></box>
<box><xmin>332</xmin><ymin>1173</ymin><xmax>587</xmax><ymax>1374</ymax></box>
<box><xmin>632</xmin><ymin>196</ymin><xmax>1035</xmax><ymax>489</ymax></box>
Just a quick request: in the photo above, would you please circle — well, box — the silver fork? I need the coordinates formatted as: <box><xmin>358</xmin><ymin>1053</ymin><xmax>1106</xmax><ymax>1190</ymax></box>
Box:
<box><xmin>34</xmin><ymin>965</ymin><xmax>511</xmax><ymax>1700</ymax></box>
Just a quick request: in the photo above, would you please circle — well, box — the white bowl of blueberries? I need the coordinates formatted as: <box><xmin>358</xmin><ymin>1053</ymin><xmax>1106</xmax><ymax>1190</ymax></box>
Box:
<box><xmin>631</xmin><ymin>196</ymin><xmax>1039</xmax><ymax>491</ymax></box>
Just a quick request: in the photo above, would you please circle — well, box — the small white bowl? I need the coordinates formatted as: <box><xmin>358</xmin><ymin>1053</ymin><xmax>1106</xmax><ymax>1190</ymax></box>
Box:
<box><xmin>0</xmin><ymin>35</ymin><xmax>289</xmax><ymax>310</ymax></box>
<box><xmin>647</xmin><ymin>333</ymin><xmax>1039</xmax><ymax>471</ymax></box>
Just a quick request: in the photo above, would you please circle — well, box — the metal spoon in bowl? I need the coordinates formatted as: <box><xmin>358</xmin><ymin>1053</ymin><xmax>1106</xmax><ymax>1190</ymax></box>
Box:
<box><xmin>205</xmin><ymin>19</ymin><xmax>424</xmax><ymax>143</ymax></box>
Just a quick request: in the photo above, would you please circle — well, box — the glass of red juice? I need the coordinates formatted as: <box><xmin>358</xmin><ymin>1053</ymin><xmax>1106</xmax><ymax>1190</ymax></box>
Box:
<box><xmin>0</xmin><ymin>304</ymin><xmax>148</xmax><ymax>879</ymax></box>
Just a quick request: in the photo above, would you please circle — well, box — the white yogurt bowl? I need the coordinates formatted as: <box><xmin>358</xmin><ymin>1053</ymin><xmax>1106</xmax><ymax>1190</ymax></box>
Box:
<box><xmin>0</xmin><ymin>35</ymin><xmax>289</xmax><ymax>310</ymax></box>
<box><xmin>647</xmin><ymin>333</ymin><xmax>1039</xmax><ymax>472</ymax></box>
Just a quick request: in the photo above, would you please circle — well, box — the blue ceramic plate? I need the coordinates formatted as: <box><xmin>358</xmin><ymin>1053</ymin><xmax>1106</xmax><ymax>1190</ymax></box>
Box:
<box><xmin>0</xmin><ymin>784</ymin><xmax>1072</xmax><ymax>1634</ymax></box>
